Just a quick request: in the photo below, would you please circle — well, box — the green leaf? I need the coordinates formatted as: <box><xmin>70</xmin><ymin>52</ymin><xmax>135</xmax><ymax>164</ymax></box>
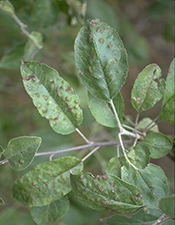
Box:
<box><xmin>143</xmin><ymin>132</ymin><xmax>172</xmax><ymax>159</ymax></box>
<box><xmin>0</xmin><ymin>197</ymin><xmax>5</xmax><ymax>205</ymax></box>
<box><xmin>20</xmin><ymin>61</ymin><xmax>83</xmax><ymax>135</ymax></box>
<box><xmin>159</xmin><ymin>97</ymin><xmax>175</xmax><ymax>124</ymax></box>
<box><xmin>29</xmin><ymin>31</ymin><xmax>43</xmax><ymax>49</ymax></box>
<box><xmin>122</xmin><ymin>163</ymin><xmax>170</xmax><ymax>209</ymax></box>
<box><xmin>30</xmin><ymin>0</ymin><xmax>59</xmax><ymax>30</ymax></box>
<box><xmin>159</xmin><ymin>58</ymin><xmax>175</xmax><ymax>124</ymax></box>
<box><xmin>131</xmin><ymin>64</ymin><xmax>165</xmax><ymax>112</ymax></box>
<box><xmin>0</xmin><ymin>0</ymin><xmax>15</xmax><ymax>16</ymax></box>
<box><xmin>103</xmin><ymin>207</ymin><xmax>174</xmax><ymax>225</ymax></box>
<box><xmin>74</xmin><ymin>18</ymin><xmax>128</xmax><ymax>101</ymax></box>
<box><xmin>31</xmin><ymin>196</ymin><xmax>70</xmax><ymax>225</ymax></box>
<box><xmin>128</xmin><ymin>143</ymin><xmax>150</xmax><ymax>169</ymax></box>
<box><xmin>159</xmin><ymin>195</ymin><xmax>175</xmax><ymax>220</ymax></box>
<box><xmin>12</xmin><ymin>156</ymin><xmax>83</xmax><ymax>207</ymax></box>
<box><xmin>71</xmin><ymin>173</ymin><xmax>143</xmax><ymax>214</ymax></box>
<box><xmin>106</xmin><ymin>156</ymin><xmax>126</xmax><ymax>177</ymax></box>
<box><xmin>137</xmin><ymin>117</ymin><xmax>159</xmax><ymax>132</ymax></box>
<box><xmin>88</xmin><ymin>91</ymin><xmax>124</xmax><ymax>127</ymax></box>
<box><xmin>2</xmin><ymin>136</ymin><xmax>41</xmax><ymax>171</ymax></box>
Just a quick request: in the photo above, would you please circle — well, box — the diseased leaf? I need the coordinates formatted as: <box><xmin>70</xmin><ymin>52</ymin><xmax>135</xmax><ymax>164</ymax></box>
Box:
<box><xmin>20</xmin><ymin>61</ymin><xmax>83</xmax><ymax>135</ymax></box>
<box><xmin>2</xmin><ymin>136</ymin><xmax>41</xmax><ymax>171</ymax></box>
<box><xmin>131</xmin><ymin>64</ymin><xmax>165</xmax><ymax>112</ymax></box>
<box><xmin>75</xmin><ymin>18</ymin><xmax>128</xmax><ymax>101</ymax></box>
<box><xmin>162</xmin><ymin>58</ymin><xmax>175</xmax><ymax>102</ymax></box>
<box><xmin>128</xmin><ymin>143</ymin><xmax>150</xmax><ymax>169</ymax></box>
<box><xmin>103</xmin><ymin>207</ymin><xmax>174</xmax><ymax>225</ymax></box>
<box><xmin>159</xmin><ymin>195</ymin><xmax>175</xmax><ymax>220</ymax></box>
<box><xmin>12</xmin><ymin>156</ymin><xmax>83</xmax><ymax>207</ymax></box>
<box><xmin>122</xmin><ymin>163</ymin><xmax>169</xmax><ymax>209</ymax></box>
<box><xmin>143</xmin><ymin>132</ymin><xmax>172</xmax><ymax>159</ymax></box>
<box><xmin>88</xmin><ymin>91</ymin><xmax>124</xmax><ymax>127</ymax></box>
<box><xmin>31</xmin><ymin>196</ymin><xmax>69</xmax><ymax>225</ymax></box>
<box><xmin>71</xmin><ymin>173</ymin><xmax>143</xmax><ymax>214</ymax></box>
<box><xmin>159</xmin><ymin>97</ymin><xmax>175</xmax><ymax>124</ymax></box>
<box><xmin>159</xmin><ymin>58</ymin><xmax>175</xmax><ymax>124</ymax></box>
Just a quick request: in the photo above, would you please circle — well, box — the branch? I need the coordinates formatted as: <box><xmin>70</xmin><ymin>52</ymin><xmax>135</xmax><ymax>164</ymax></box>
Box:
<box><xmin>110</xmin><ymin>99</ymin><xmax>140</xmax><ymax>139</ymax></box>
<box><xmin>0</xmin><ymin>140</ymin><xmax>132</xmax><ymax>165</ymax></box>
<box><xmin>152</xmin><ymin>213</ymin><xmax>167</xmax><ymax>225</ymax></box>
<box><xmin>35</xmin><ymin>140</ymin><xmax>131</xmax><ymax>157</ymax></box>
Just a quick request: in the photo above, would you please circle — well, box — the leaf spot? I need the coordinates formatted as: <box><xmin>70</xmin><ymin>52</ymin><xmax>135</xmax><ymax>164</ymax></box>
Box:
<box><xmin>54</xmin><ymin>116</ymin><xmax>59</xmax><ymax>121</ymax></box>
<box><xmin>37</xmin><ymin>103</ymin><xmax>42</xmax><ymax>108</ymax></box>
<box><xmin>107</xmin><ymin>42</ymin><xmax>113</xmax><ymax>48</ymax></box>
<box><xmin>19</xmin><ymin>159</ymin><xmax>24</xmax><ymax>164</ymax></box>
<box><xmin>98</xmin><ymin>38</ymin><xmax>104</xmax><ymax>44</ymax></box>
<box><xmin>42</xmin><ymin>108</ymin><xmax>48</xmax><ymax>113</ymax></box>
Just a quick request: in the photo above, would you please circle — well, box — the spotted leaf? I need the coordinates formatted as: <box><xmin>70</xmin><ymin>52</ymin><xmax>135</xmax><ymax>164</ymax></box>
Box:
<box><xmin>70</xmin><ymin>172</ymin><xmax>143</xmax><ymax>214</ymax></box>
<box><xmin>74</xmin><ymin>19</ymin><xmax>128</xmax><ymax>101</ymax></box>
<box><xmin>122</xmin><ymin>163</ymin><xmax>170</xmax><ymax>209</ymax></box>
<box><xmin>131</xmin><ymin>64</ymin><xmax>165</xmax><ymax>112</ymax></box>
<box><xmin>12</xmin><ymin>156</ymin><xmax>83</xmax><ymax>207</ymax></box>
<box><xmin>159</xmin><ymin>58</ymin><xmax>175</xmax><ymax>124</ymax></box>
<box><xmin>30</xmin><ymin>196</ymin><xmax>69</xmax><ymax>224</ymax></box>
<box><xmin>2</xmin><ymin>136</ymin><xmax>41</xmax><ymax>171</ymax></box>
<box><xmin>20</xmin><ymin>61</ymin><xmax>83</xmax><ymax>135</ymax></box>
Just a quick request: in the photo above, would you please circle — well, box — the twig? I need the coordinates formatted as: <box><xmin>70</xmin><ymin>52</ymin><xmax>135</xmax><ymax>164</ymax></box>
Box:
<box><xmin>110</xmin><ymin>99</ymin><xmax>140</xmax><ymax>170</ymax></box>
<box><xmin>134</xmin><ymin>113</ymin><xmax>140</xmax><ymax>130</ymax></box>
<box><xmin>143</xmin><ymin>116</ymin><xmax>159</xmax><ymax>133</ymax></box>
<box><xmin>110</xmin><ymin>100</ymin><xmax>140</xmax><ymax>139</ymax></box>
<box><xmin>76</xmin><ymin>128</ymin><xmax>93</xmax><ymax>144</ymax></box>
<box><xmin>35</xmin><ymin>140</ymin><xmax>131</xmax><ymax>157</ymax></box>
<box><xmin>82</xmin><ymin>146</ymin><xmax>100</xmax><ymax>162</ymax></box>
<box><xmin>152</xmin><ymin>213</ymin><xmax>167</xmax><ymax>225</ymax></box>
<box><xmin>0</xmin><ymin>140</ymin><xmax>132</xmax><ymax>165</ymax></box>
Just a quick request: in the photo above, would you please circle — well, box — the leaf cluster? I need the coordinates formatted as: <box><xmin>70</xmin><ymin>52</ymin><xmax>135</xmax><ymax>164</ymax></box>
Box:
<box><xmin>0</xmin><ymin>3</ymin><xmax>174</xmax><ymax>225</ymax></box>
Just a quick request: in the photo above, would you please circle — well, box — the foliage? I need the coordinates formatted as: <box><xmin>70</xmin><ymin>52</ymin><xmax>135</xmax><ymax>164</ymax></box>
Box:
<box><xmin>0</xmin><ymin>1</ymin><xmax>174</xmax><ymax>225</ymax></box>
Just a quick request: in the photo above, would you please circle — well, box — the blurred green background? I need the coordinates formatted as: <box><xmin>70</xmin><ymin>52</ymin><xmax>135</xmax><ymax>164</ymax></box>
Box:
<box><xmin>0</xmin><ymin>0</ymin><xmax>174</xmax><ymax>224</ymax></box>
